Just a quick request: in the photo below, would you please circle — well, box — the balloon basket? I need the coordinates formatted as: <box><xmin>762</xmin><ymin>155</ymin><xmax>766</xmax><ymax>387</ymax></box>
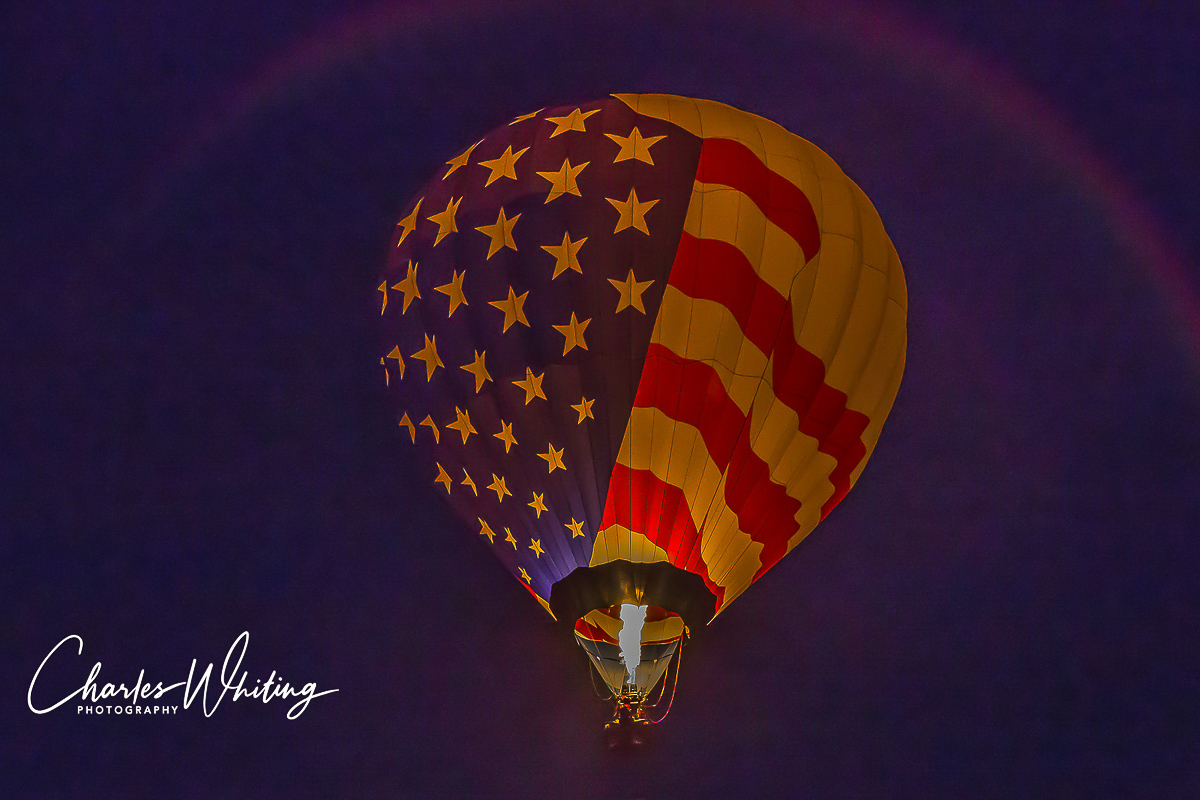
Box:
<box><xmin>604</xmin><ymin>692</ymin><xmax>651</xmax><ymax>750</ymax></box>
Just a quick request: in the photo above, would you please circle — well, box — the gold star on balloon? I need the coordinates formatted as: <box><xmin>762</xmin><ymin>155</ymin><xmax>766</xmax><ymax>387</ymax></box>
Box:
<box><xmin>571</xmin><ymin>397</ymin><xmax>594</xmax><ymax>423</ymax></box>
<box><xmin>536</xmin><ymin>158</ymin><xmax>588</xmax><ymax>203</ymax></box>
<box><xmin>419</xmin><ymin>414</ymin><xmax>439</xmax><ymax>443</ymax></box>
<box><xmin>605</xmin><ymin>127</ymin><xmax>665</xmax><ymax>165</ymax></box>
<box><xmin>541</xmin><ymin>231</ymin><xmax>586</xmax><ymax>279</ymax></box>
<box><xmin>528</xmin><ymin>492</ymin><xmax>547</xmax><ymax>518</ymax></box>
<box><xmin>435</xmin><ymin>463</ymin><xmax>452</xmax><ymax>494</ymax></box>
<box><xmin>426</xmin><ymin>197</ymin><xmax>461</xmax><ymax>246</ymax></box>
<box><xmin>378</xmin><ymin>281</ymin><xmax>388</xmax><ymax>315</ymax></box>
<box><xmin>488</xmin><ymin>473</ymin><xmax>511</xmax><ymax>502</ymax></box>
<box><xmin>391</xmin><ymin>260</ymin><xmax>421</xmax><ymax>313</ymax></box>
<box><xmin>462</xmin><ymin>469</ymin><xmax>478</xmax><ymax>496</ymax></box>
<box><xmin>478</xmin><ymin>518</ymin><xmax>495</xmax><ymax>543</ymax></box>
<box><xmin>396</xmin><ymin>198</ymin><xmax>422</xmax><ymax>246</ymax></box>
<box><xmin>488</xmin><ymin>287</ymin><xmax>530</xmax><ymax>332</ymax></box>
<box><xmin>544</xmin><ymin>107</ymin><xmax>599</xmax><ymax>138</ymax></box>
<box><xmin>518</xmin><ymin>566</ymin><xmax>531</xmax><ymax>582</ymax></box>
<box><xmin>460</xmin><ymin>350</ymin><xmax>491</xmax><ymax>393</ymax></box>
<box><xmin>477</xmin><ymin>145</ymin><xmax>529</xmax><ymax>186</ymax></box>
<box><xmin>475</xmin><ymin>207</ymin><xmax>520</xmax><ymax>259</ymax></box>
<box><xmin>504</xmin><ymin>528</ymin><xmax>518</xmax><ymax>548</ymax></box>
<box><xmin>385</xmin><ymin>345</ymin><xmax>405</xmax><ymax>380</ymax></box>
<box><xmin>565</xmin><ymin>518</ymin><xmax>585</xmax><ymax>538</ymax></box>
<box><xmin>552</xmin><ymin>312</ymin><xmax>591</xmax><ymax>355</ymax></box>
<box><xmin>510</xmin><ymin>108</ymin><xmax>543</xmax><ymax>125</ymax></box>
<box><xmin>538</xmin><ymin>443</ymin><xmax>565</xmax><ymax>473</ymax></box>
<box><xmin>446</xmin><ymin>406</ymin><xmax>477</xmax><ymax>444</ymax></box>
<box><xmin>411</xmin><ymin>334</ymin><xmax>443</xmax><ymax>380</ymax></box>
<box><xmin>444</xmin><ymin>140</ymin><xmax>481</xmax><ymax>179</ymax></box>
<box><xmin>529</xmin><ymin>539</ymin><xmax>544</xmax><ymax>558</ymax></box>
<box><xmin>434</xmin><ymin>269</ymin><xmax>468</xmax><ymax>317</ymax></box>
<box><xmin>494</xmin><ymin>420</ymin><xmax>517</xmax><ymax>452</ymax></box>
<box><xmin>608</xmin><ymin>269</ymin><xmax>654</xmax><ymax>314</ymax></box>
<box><xmin>399</xmin><ymin>412</ymin><xmax>415</xmax><ymax>442</ymax></box>
<box><xmin>607</xmin><ymin>187</ymin><xmax>658</xmax><ymax>234</ymax></box>
<box><xmin>513</xmin><ymin>367</ymin><xmax>546</xmax><ymax>404</ymax></box>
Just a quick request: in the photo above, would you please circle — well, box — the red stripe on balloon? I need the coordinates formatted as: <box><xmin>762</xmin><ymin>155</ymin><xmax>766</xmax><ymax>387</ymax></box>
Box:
<box><xmin>518</xmin><ymin>579</ymin><xmax>549</xmax><ymax>607</ymax></box>
<box><xmin>769</xmin><ymin>304</ymin><xmax>870</xmax><ymax>520</ymax></box>
<box><xmin>667</xmin><ymin>232</ymin><xmax>787</xmax><ymax>355</ymax></box>
<box><xmin>695</xmin><ymin>137</ymin><xmax>822</xmax><ymax>262</ymax></box>
<box><xmin>573</xmin><ymin>618</ymin><xmax>618</xmax><ymax>644</ymax></box>
<box><xmin>633</xmin><ymin>345</ymin><xmax>801</xmax><ymax>580</ymax></box>
<box><xmin>601</xmin><ymin>462</ymin><xmax>727</xmax><ymax>608</ymax></box>
<box><xmin>664</xmin><ymin>233</ymin><xmax>872</xmax><ymax>524</ymax></box>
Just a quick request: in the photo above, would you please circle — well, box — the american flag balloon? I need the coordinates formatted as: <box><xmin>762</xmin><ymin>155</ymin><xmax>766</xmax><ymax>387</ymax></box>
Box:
<box><xmin>379</xmin><ymin>94</ymin><xmax>906</xmax><ymax>726</ymax></box>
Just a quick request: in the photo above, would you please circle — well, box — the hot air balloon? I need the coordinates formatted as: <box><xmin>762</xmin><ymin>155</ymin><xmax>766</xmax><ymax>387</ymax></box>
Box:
<box><xmin>379</xmin><ymin>94</ymin><xmax>906</xmax><ymax>739</ymax></box>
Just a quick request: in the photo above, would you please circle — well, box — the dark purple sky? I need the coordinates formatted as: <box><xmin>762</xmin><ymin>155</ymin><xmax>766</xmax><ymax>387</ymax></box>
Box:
<box><xmin>5</xmin><ymin>2</ymin><xmax>1200</xmax><ymax>797</ymax></box>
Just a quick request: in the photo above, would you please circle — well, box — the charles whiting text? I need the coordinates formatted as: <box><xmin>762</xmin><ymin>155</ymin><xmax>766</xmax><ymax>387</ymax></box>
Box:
<box><xmin>28</xmin><ymin>632</ymin><xmax>338</xmax><ymax>720</ymax></box>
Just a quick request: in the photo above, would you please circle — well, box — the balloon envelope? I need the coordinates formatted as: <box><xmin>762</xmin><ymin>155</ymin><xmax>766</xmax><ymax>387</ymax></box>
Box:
<box><xmin>380</xmin><ymin>94</ymin><xmax>905</xmax><ymax>681</ymax></box>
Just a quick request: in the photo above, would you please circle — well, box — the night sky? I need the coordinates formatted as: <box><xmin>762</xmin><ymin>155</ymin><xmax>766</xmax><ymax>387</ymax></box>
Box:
<box><xmin>5</xmin><ymin>2</ymin><xmax>1200</xmax><ymax>797</ymax></box>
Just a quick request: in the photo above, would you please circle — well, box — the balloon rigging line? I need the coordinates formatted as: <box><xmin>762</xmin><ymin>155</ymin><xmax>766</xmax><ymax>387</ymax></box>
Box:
<box><xmin>646</xmin><ymin>639</ymin><xmax>682</xmax><ymax>724</ymax></box>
